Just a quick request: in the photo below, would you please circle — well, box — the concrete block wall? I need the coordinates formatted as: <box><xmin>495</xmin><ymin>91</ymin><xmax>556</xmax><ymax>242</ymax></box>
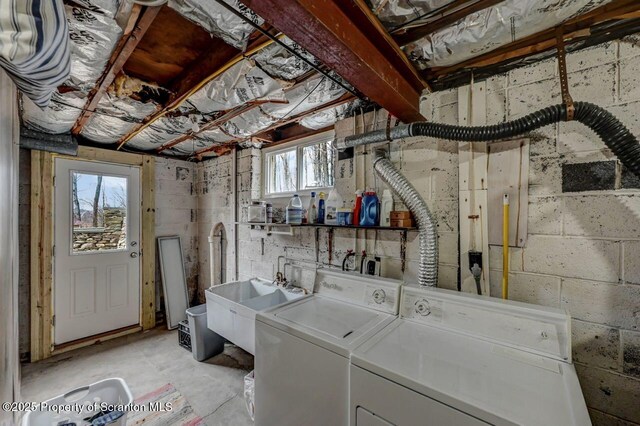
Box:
<box><xmin>474</xmin><ymin>37</ymin><xmax>640</xmax><ymax>425</ymax></box>
<box><xmin>154</xmin><ymin>158</ymin><xmax>199</xmax><ymax>305</ymax></box>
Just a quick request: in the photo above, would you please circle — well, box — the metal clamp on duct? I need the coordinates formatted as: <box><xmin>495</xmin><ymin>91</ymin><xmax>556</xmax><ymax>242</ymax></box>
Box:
<box><xmin>344</xmin><ymin>101</ymin><xmax>640</xmax><ymax>287</ymax></box>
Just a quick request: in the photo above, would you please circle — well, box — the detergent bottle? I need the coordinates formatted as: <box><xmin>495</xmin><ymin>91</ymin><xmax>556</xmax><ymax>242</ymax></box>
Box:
<box><xmin>317</xmin><ymin>192</ymin><xmax>326</xmax><ymax>224</ymax></box>
<box><xmin>286</xmin><ymin>194</ymin><xmax>303</xmax><ymax>225</ymax></box>
<box><xmin>359</xmin><ymin>190</ymin><xmax>379</xmax><ymax>227</ymax></box>
<box><xmin>380</xmin><ymin>189</ymin><xmax>394</xmax><ymax>227</ymax></box>
<box><xmin>352</xmin><ymin>190</ymin><xmax>363</xmax><ymax>226</ymax></box>
<box><xmin>325</xmin><ymin>188</ymin><xmax>342</xmax><ymax>225</ymax></box>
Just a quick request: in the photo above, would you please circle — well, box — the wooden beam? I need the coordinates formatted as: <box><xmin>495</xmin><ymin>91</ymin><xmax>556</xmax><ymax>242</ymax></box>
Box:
<box><xmin>428</xmin><ymin>0</ymin><xmax>640</xmax><ymax>79</ymax></box>
<box><xmin>71</xmin><ymin>5</ymin><xmax>161</xmax><ymax>135</ymax></box>
<box><xmin>240</xmin><ymin>0</ymin><xmax>426</xmax><ymax>123</ymax></box>
<box><xmin>393</xmin><ymin>0</ymin><xmax>503</xmax><ymax>46</ymax></box>
<box><xmin>117</xmin><ymin>33</ymin><xmax>276</xmax><ymax>149</ymax></box>
<box><xmin>141</xmin><ymin>156</ymin><xmax>156</xmax><ymax>330</ymax></box>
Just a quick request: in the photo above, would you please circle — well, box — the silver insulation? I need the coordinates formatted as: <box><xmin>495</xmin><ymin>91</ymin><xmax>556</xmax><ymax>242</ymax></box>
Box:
<box><xmin>405</xmin><ymin>0</ymin><xmax>612</xmax><ymax>68</ymax></box>
<box><xmin>21</xmin><ymin>91</ymin><xmax>86</xmax><ymax>134</ymax></box>
<box><xmin>372</xmin><ymin>149</ymin><xmax>438</xmax><ymax>287</ymax></box>
<box><xmin>65</xmin><ymin>4</ymin><xmax>122</xmax><ymax>91</ymax></box>
<box><xmin>300</xmin><ymin>100</ymin><xmax>359</xmax><ymax>130</ymax></box>
<box><xmin>128</xmin><ymin>114</ymin><xmax>206</xmax><ymax>150</ymax></box>
<box><xmin>168</xmin><ymin>0</ymin><xmax>263</xmax><ymax>50</ymax></box>
<box><xmin>369</xmin><ymin>0</ymin><xmax>452</xmax><ymax>28</ymax></box>
<box><xmin>80</xmin><ymin>94</ymin><xmax>158</xmax><ymax>143</ymax></box>
<box><xmin>187</xmin><ymin>59</ymin><xmax>285</xmax><ymax>113</ymax></box>
<box><xmin>68</xmin><ymin>0</ymin><xmax>120</xmax><ymax>17</ymax></box>
<box><xmin>253</xmin><ymin>36</ymin><xmax>319</xmax><ymax>81</ymax></box>
<box><xmin>261</xmin><ymin>76</ymin><xmax>346</xmax><ymax>119</ymax></box>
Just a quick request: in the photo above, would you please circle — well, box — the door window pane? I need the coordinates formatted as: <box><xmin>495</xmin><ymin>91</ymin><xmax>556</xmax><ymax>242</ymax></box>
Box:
<box><xmin>266</xmin><ymin>149</ymin><xmax>297</xmax><ymax>194</ymax></box>
<box><xmin>301</xmin><ymin>140</ymin><xmax>334</xmax><ymax>190</ymax></box>
<box><xmin>71</xmin><ymin>172</ymin><xmax>128</xmax><ymax>253</ymax></box>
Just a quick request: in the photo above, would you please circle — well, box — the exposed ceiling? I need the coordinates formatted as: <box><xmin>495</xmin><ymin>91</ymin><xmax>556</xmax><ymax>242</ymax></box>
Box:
<box><xmin>19</xmin><ymin>0</ymin><xmax>640</xmax><ymax>160</ymax></box>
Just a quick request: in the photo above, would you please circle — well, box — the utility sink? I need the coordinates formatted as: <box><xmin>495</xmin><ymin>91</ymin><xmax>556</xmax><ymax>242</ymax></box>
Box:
<box><xmin>206</xmin><ymin>278</ymin><xmax>307</xmax><ymax>354</ymax></box>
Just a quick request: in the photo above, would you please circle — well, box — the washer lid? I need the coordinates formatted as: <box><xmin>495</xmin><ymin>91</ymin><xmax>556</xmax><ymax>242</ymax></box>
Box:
<box><xmin>352</xmin><ymin>320</ymin><xmax>590</xmax><ymax>426</ymax></box>
<box><xmin>275</xmin><ymin>297</ymin><xmax>379</xmax><ymax>339</ymax></box>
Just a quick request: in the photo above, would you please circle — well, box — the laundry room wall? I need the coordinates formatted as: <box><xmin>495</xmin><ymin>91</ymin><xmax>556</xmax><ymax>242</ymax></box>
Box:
<box><xmin>154</xmin><ymin>158</ymin><xmax>199</xmax><ymax>307</ymax></box>
<box><xmin>447</xmin><ymin>38</ymin><xmax>640</xmax><ymax>425</ymax></box>
<box><xmin>195</xmin><ymin>36</ymin><xmax>640</xmax><ymax>425</ymax></box>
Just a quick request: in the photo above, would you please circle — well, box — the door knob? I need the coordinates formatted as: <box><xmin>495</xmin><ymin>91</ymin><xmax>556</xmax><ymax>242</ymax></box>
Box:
<box><xmin>130</xmin><ymin>252</ymin><xmax>138</xmax><ymax>258</ymax></box>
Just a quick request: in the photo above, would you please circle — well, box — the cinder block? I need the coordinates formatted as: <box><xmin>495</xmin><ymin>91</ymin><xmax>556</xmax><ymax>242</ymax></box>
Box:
<box><xmin>558</xmin><ymin>121</ymin><xmax>609</xmax><ymax>155</ymax></box>
<box><xmin>508</xmin><ymin>78</ymin><xmax>560</xmax><ymax>120</ymax></box>
<box><xmin>508</xmin><ymin>58</ymin><xmax>556</xmax><ymax>87</ymax></box>
<box><xmin>575</xmin><ymin>363</ymin><xmax>640</xmax><ymax>424</ymax></box>
<box><xmin>623</xmin><ymin>241</ymin><xmax>640</xmax><ymax>285</ymax></box>
<box><xmin>567</xmin><ymin>64</ymin><xmax>617</xmax><ymax>106</ymax></box>
<box><xmin>621</xmin><ymin>166</ymin><xmax>640</xmax><ymax>190</ymax></box>
<box><xmin>488</xmin><ymin>270</ymin><xmax>560</xmax><ymax>307</ymax></box>
<box><xmin>528</xmin><ymin>196</ymin><xmax>562</xmax><ymax>235</ymax></box>
<box><xmin>529</xmin><ymin>156</ymin><xmax>562</xmax><ymax>196</ymax></box>
<box><xmin>526</xmin><ymin>126</ymin><xmax>558</xmax><ymax>157</ymax></box>
<box><xmin>620</xmin><ymin>55</ymin><xmax>640</xmax><ymax>102</ymax></box>
<box><xmin>403</xmin><ymin>261</ymin><xmax>458</xmax><ymax>289</ymax></box>
<box><xmin>566</xmin><ymin>43</ymin><xmax>617</xmax><ymax>73</ymax></box>
<box><xmin>562</xmin><ymin>161</ymin><xmax>617</xmax><ymax>193</ymax></box>
<box><xmin>572</xmin><ymin>320</ymin><xmax>620</xmax><ymax>370</ymax></box>
<box><xmin>523</xmin><ymin>236</ymin><xmax>619</xmax><ymax>282</ymax></box>
<box><xmin>622</xmin><ymin>330</ymin><xmax>640</xmax><ymax>379</ymax></box>
<box><xmin>251</xmin><ymin>260</ymin><xmax>274</xmax><ymax>280</ymax></box>
<box><xmin>430</xmin><ymin>199</ymin><xmax>458</xmax><ymax>233</ymax></box>
<box><xmin>619</xmin><ymin>35</ymin><xmax>640</xmax><ymax>59</ymax></box>
<box><xmin>486</xmin><ymin>90</ymin><xmax>506</xmax><ymax>125</ymax></box>
<box><xmin>561</xmin><ymin>279</ymin><xmax>640</xmax><ymax>329</ymax></box>
<box><xmin>587</xmin><ymin>408</ymin><xmax>637</xmax><ymax>426</ymax></box>
<box><xmin>563</xmin><ymin>194</ymin><xmax>640</xmax><ymax>238</ymax></box>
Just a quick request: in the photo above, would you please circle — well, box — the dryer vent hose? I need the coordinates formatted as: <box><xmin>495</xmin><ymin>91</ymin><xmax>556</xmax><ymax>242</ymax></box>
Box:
<box><xmin>344</xmin><ymin>101</ymin><xmax>640</xmax><ymax>287</ymax></box>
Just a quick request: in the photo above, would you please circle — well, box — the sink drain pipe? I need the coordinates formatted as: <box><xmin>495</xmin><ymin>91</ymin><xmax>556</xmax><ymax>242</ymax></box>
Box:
<box><xmin>343</xmin><ymin>102</ymin><xmax>640</xmax><ymax>287</ymax></box>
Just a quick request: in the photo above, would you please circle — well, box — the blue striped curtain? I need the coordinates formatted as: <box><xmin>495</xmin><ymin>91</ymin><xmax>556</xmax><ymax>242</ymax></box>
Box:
<box><xmin>0</xmin><ymin>0</ymin><xmax>70</xmax><ymax>107</ymax></box>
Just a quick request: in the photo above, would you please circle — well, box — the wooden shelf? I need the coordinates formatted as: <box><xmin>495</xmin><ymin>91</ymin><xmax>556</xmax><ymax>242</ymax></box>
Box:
<box><xmin>237</xmin><ymin>222</ymin><xmax>416</xmax><ymax>232</ymax></box>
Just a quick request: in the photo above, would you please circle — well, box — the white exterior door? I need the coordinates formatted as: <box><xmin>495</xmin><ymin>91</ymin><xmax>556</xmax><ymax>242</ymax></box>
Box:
<box><xmin>54</xmin><ymin>158</ymin><xmax>141</xmax><ymax>345</ymax></box>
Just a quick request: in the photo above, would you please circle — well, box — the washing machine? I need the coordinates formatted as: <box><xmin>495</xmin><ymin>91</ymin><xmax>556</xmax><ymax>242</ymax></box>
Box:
<box><xmin>254</xmin><ymin>269</ymin><xmax>402</xmax><ymax>426</ymax></box>
<box><xmin>349</xmin><ymin>285</ymin><xmax>591</xmax><ymax>426</ymax></box>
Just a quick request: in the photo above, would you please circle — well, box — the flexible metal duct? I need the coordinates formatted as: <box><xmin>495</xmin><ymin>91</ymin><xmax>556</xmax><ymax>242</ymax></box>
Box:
<box><xmin>342</xmin><ymin>102</ymin><xmax>640</xmax><ymax>178</ymax></box>
<box><xmin>345</xmin><ymin>101</ymin><xmax>640</xmax><ymax>287</ymax></box>
<box><xmin>372</xmin><ymin>150</ymin><xmax>439</xmax><ymax>287</ymax></box>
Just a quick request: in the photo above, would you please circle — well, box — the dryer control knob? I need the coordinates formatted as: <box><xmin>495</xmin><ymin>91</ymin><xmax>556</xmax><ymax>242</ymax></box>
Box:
<box><xmin>372</xmin><ymin>289</ymin><xmax>386</xmax><ymax>304</ymax></box>
<box><xmin>415</xmin><ymin>299</ymin><xmax>431</xmax><ymax>316</ymax></box>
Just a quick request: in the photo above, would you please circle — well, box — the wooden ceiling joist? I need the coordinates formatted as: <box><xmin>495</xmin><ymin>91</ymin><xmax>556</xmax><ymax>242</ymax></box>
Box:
<box><xmin>71</xmin><ymin>5</ymin><xmax>162</xmax><ymax>135</ymax></box>
<box><xmin>239</xmin><ymin>0</ymin><xmax>427</xmax><ymax>123</ymax></box>
<box><xmin>392</xmin><ymin>0</ymin><xmax>503</xmax><ymax>46</ymax></box>
<box><xmin>427</xmin><ymin>0</ymin><xmax>640</xmax><ymax>80</ymax></box>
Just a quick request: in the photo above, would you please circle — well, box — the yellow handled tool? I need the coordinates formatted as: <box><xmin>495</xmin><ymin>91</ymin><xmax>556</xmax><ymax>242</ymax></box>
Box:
<box><xmin>502</xmin><ymin>194</ymin><xmax>509</xmax><ymax>299</ymax></box>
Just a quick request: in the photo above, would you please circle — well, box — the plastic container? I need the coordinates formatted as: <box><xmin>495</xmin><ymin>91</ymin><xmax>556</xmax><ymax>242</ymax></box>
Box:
<box><xmin>380</xmin><ymin>190</ymin><xmax>394</xmax><ymax>227</ymax></box>
<box><xmin>247</xmin><ymin>201</ymin><xmax>266</xmax><ymax>223</ymax></box>
<box><xmin>337</xmin><ymin>208</ymin><xmax>352</xmax><ymax>226</ymax></box>
<box><xmin>307</xmin><ymin>192</ymin><xmax>317</xmax><ymax>224</ymax></box>
<box><xmin>360</xmin><ymin>191</ymin><xmax>380</xmax><ymax>227</ymax></box>
<box><xmin>352</xmin><ymin>190</ymin><xmax>363</xmax><ymax>226</ymax></box>
<box><xmin>286</xmin><ymin>194</ymin><xmax>303</xmax><ymax>224</ymax></box>
<box><xmin>317</xmin><ymin>192</ymin><xmax>326</xmax><ymax>224</ymax></box>
<box><xmin>186</xmin><ymin>304</ymin><xmax>225</xmax><ymax>362</ymax></box>
<box><xmin>244</xmin><ymin>371</ymin><xmax>255</xmax><ymax>421</ymax></box>
<box><xmin>324</xmin><ymin>189</ymin><xmax>342</xmax><ymax>225</ymax></box>
<box><xmin>21</xmin><ymin>378</ymin><xmax>133</xmax><ymax>426</ymax></box>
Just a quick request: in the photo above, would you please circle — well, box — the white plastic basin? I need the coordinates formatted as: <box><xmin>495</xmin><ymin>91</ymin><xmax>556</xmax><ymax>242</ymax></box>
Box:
<box><xmin>206</xmin><ymin>278</ymin><xmax>306</xmax><ymax>354</ymax></box>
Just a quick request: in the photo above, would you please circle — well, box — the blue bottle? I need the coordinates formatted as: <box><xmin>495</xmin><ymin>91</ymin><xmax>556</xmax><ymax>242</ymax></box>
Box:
<box><xmin>317</xmin><ymin>192</ymin><xmax>326</xmax><ymax>224</ymax></box>
<box><xmin>359</xmin><ymin>191</ymin><xmax>380</xmax><ymax>226</ymax></box>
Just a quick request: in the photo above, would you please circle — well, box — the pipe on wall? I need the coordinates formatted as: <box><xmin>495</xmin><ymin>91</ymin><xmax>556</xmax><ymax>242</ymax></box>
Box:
<box><xmin>372</xmin><ymin>149</ymin><xmax>439</xmax><ymax>286</ymax></box>
<box><xmin>341</xmin><ymin>102</ymin><xmax>640</xmax><ymax>178</ymax></box>
<box><xmin>343</xmin><ymin>101</ymin><xmax>640</xmax><ymax>287</ymax></box>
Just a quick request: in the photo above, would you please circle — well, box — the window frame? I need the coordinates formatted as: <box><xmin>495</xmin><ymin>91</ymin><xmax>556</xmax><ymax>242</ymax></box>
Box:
<box><xmin>262</xmin><ymin>130</ymin><xmax>336</xmax><ymax>199</ymax></box>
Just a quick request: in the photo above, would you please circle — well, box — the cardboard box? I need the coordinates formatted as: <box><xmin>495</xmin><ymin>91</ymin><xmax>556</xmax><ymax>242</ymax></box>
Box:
<box><xmin>390</xmin><ymin>211</ymin><xmax>412</xmax><ymax>220</ymax></box>
<box><xmin>390</xmin><ymin>218</ymin><xmax>414</xmax><ymax>228</ymax></box>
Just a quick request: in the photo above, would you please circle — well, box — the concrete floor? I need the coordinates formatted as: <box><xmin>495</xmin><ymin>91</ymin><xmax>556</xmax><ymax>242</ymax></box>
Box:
<box><xmin>20</xmin><ymin>328</ymin><xmax>255</xmax><ymax>425</ymax></box>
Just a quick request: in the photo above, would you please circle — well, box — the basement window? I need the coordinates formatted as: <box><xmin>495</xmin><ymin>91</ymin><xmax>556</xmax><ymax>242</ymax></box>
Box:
<box><xmin>263</xmin><ymin>131</ymin><xmax>335</xmax><ymax>197</ymax></box>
